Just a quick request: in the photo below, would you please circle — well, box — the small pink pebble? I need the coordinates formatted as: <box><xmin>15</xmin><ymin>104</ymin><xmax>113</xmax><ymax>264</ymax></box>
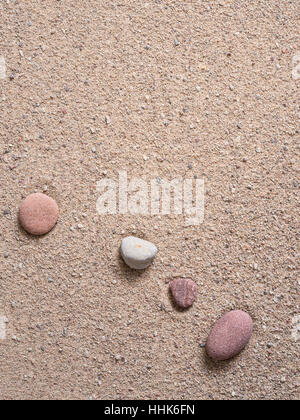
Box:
<box><xmin>169</xmin><ymin>278</ymin><xmax>198</xmax><ymax>309</ymax></box>
<box><xmin>206</xmin><ymin>310</ymin><xmax>253</xmax><ymax>361</ymax></box>
<box><xmin>19</xmin><ymin>193</ymin><xmax>59</xmax><ymax>235</ymax></box>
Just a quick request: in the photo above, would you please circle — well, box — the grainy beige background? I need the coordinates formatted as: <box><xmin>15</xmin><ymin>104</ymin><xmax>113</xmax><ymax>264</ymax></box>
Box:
<box><xmin>0</xmin><ymin>0</ymin><xmax>299</xmax><ymax>400</ymax></box>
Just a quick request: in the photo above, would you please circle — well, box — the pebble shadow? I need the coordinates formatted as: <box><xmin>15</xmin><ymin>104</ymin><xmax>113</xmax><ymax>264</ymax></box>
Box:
<box><xmin>16</xmin><ymin>218</ymin><xmax>58</xmax><ymax>241</ymax></box>
<box><xmin>167</xmin><ymin>287</ymin><xmax>192</xmax><ymax>313</ymax></box>
<box><xmin>117</xmin><ymin>248</ymin><xmax>148</xmax><ymax>282</ymax></box>
<box><xmin>202</xmin><ymin>348</ymin><xmax>241</xmax><ymax>372</ymax></box>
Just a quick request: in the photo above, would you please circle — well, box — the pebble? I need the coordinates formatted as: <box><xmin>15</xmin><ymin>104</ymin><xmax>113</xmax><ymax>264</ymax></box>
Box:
<box><xmin>169</xmin><ymin>278</ymin><xmax>198</xmax><ymax>309</ymax></box>
<box><xmin>206</xmin><ymin>310</ymin><xmax>253</xmax><ymax>361</ymax></box>
<box><xmin>120</xmin><ymin>236</ymin><xmax>158</xmax><ymax>270</ymax></box>
<box><xmin>18</xmin><ymin>193</ymin><xmax>59</xmax><ymax>235</ymax></box>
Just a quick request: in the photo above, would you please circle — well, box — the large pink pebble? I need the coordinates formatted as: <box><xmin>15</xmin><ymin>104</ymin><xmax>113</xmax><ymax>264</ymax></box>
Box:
<box><xmin>206</xmin><ymin>310</ymin><xmax>253</xmax><ymax>361</ymax></box>
<box><xmin>19</xmin><ymin>193</ymin><xmax>59</xmax><ymax>235</ymax></box>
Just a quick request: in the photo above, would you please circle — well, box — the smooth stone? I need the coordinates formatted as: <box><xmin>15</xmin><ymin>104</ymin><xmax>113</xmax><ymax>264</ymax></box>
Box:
<box><xmin>170</xmin><ymin>278</ymin><xmax>198</xmax><ymax>308</ymax></box>
<box><xmin>206</xmin><ymin>310</ymin><xmax>253</xmax><ymax>361</ymax></box>
<box><xmin>120</xmin><ymin>236</ymin><xmax>158</xmax><ymax>270</ymax></box>
<box><xmin>19</xmin><ymin>193</ymin><xmax>59</xmax><ymax>235</ymax></box>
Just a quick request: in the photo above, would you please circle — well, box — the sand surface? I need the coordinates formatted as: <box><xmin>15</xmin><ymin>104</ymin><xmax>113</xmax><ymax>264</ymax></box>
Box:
<box><xmin>0</xmin><ymin>0</ymin><xmax>299</xmax><ymax>400</ymax></box>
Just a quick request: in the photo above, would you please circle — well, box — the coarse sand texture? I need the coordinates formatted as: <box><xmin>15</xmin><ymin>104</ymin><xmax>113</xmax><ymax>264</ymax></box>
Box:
<box><xmin>0</xmin><ymin>0</ymin><xmax>299</xmax><ymax>401</ymax></box>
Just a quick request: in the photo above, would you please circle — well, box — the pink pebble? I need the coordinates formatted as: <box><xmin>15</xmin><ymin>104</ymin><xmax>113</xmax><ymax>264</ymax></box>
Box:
<box><xmin>19</xmin><ymin>193</ymin><xmax>59</xmax><ymax>235</ymax></box>
<box><xmin>206</xmin><ymin>310</ymin><xmax>253</xmax><ymax>361</ymax></box>
<box><xmin>170</xmin><ymin>278</ymin><xmax>198</xmax><ymax>308</ymax></box>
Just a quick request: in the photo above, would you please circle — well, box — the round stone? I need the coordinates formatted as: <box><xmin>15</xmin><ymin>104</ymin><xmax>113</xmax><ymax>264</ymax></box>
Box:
<box><xmin>170</xmin><ymin>278</ymin><xmax>198</xmax><ymax>308</ymax></box>
<box><xmin>120</xmin><ymin>236</ymin><xmax>158</xmax><ymax>270</ymax></box>
<box><xmin>206</xmin><ymin>310</ymin><xmax>253</xmax><ymax>361</ymax></box>
<box><xmin>19</xmin><ymin>193</ymin><xmax>59</xmax><ymax>235</ymax></box>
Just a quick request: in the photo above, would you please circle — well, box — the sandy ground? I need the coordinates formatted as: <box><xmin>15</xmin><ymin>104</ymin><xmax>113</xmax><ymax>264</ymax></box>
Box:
<box><xmin>0</xmin><ymin>0</ymin><xmax>299</xmax><ymax>400</ymax></box>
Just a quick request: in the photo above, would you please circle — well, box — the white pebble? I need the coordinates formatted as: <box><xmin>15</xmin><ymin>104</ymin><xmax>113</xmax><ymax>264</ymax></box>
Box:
<box><xmin>120</xmin><ymin>236</ymin><xmax>158</xmax><ymax>270</ymax></box>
